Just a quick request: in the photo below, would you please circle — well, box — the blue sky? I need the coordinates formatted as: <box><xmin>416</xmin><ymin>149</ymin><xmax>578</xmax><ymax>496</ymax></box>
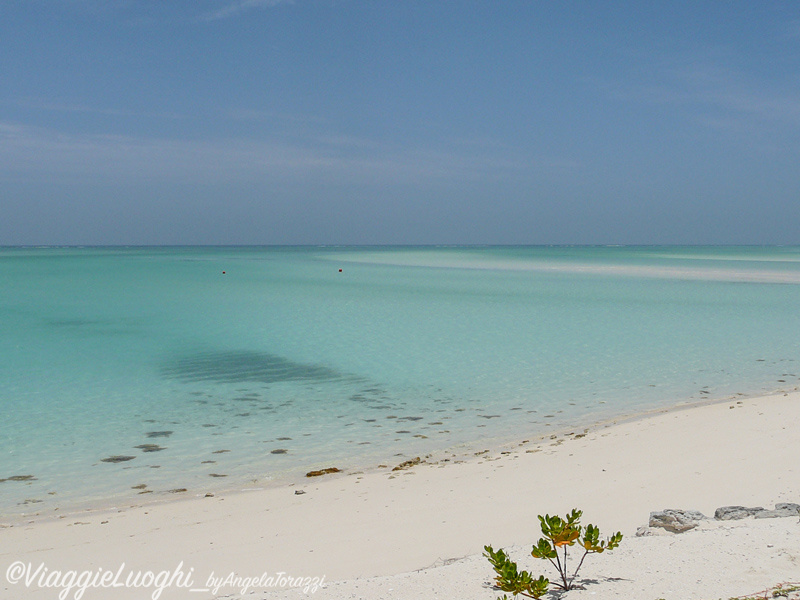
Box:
<box><xmin>1</xmin><ymin>1</ymin><xmax>799</xmax><ymax>245</ymax></box>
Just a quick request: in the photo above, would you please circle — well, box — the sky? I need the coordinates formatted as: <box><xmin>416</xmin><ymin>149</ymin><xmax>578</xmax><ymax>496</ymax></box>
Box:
<box><xmin>1</xmin><ymin>1</ymin><xmax>800</xmax><ymax>245</ymax></box>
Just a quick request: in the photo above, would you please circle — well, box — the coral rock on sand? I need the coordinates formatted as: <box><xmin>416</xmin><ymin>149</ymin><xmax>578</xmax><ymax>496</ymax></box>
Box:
<box><xmin>715</xmin><ymin>506</ymin><xmax>765</xmax><ymax>520</ymax></box>
<box><xmin>712</xmin><ymin>504</ymin><xmax>800</xmax><ymax>520</ymax></box>
<box><xmin>649</xmin><ymin>509</ymin><xmax>707</xmax><ymax>533</ymax></box>
<box><xmin>753</xmin><ymin>503</ymin><xmax>800</xmax><ymax>519</ymax></box>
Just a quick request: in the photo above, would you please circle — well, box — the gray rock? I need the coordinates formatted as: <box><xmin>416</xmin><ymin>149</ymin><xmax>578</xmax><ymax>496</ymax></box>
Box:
<box><xmin>649</xmin><ymin>509</ymin><xmax>707</xmax><ymax>533</ymax></box>
<box><xmin>675</xmin><ymin>509</ymin><xmax>706</xmax><ymax>521</ymax></box>
<box><xmin>754</xmin><ymin>505</ymin><xmax>800</xmax><ymax>519</ymax></box>
<box><xmin>714</xmin><ymin>506</ymin><xmax>764</xmax><ymax>520</ymax></box>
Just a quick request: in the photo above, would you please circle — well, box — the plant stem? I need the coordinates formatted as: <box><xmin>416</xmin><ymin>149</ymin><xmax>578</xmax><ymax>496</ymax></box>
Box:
<box><xmin>550</xmin><ymin>544</ymin><xmax>569</xmax><ymax>590</ymax></box>
<box><xmin>568</xmin><ymin>549</ymin><xmax>591</xmax><ymax>589</ymax></box>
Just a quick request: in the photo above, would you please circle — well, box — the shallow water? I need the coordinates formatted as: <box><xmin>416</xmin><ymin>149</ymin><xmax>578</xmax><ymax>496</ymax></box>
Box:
<box><xmin>1</xmin><ymin>246</ymin><xmax>799</xmax><ymax>516</ymax></box>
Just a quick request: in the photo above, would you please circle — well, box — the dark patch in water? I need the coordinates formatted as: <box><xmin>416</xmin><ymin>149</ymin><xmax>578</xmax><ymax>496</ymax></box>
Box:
<box><xmin>161</xmin><ymin>350</ymin><xmax>354</xmax><ymax>385</ymax></box>
<box><xmin>146</xmin><ymin>431</ymin><xmax>173</xmax><ymax>438</ymax></box>
<box><xmin>135</xmin><ymin>444</ymin><xmax>166</xmax><ymax>452</ymax></box>
<box><xmin>101</xmin><ymin>456</ymin><xmax>136</xmax><ymax>463</ymax></box>
<box><xmin>271</xmin><ymin>448</ymin><xmax>288</xmax><ymax>454</ymax></box>
<box><xmin>0</xmin><ymin>475</ymin><xmax>37</xmax><ymax>483</ymax></box>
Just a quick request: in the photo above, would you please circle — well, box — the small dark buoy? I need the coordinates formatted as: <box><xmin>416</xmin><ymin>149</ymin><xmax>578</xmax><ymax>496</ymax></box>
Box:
<box><xmin>222</xmin><ymin>271</ymin><xmax>226</xmax><ymax>274</ymax></box>
<box><xmin>339</xmin><ymin>269</ymin><xmax>342</xmax><ymax>272</ymax></box>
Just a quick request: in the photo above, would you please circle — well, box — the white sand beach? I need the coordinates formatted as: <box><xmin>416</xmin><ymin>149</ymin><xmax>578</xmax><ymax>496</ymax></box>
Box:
<box><xmin>3</xmin><ymin>391</ymin><xmax>799</xmax><ymax>600</ymax></box>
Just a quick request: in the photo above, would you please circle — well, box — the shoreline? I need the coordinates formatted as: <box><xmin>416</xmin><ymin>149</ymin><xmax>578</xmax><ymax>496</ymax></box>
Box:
<box><xmin>3</xmin><ymin>385</ymin><xmax>793</xmax><ymax>525</ymax></box>
<box><xmin>2</xmin><ymin>390</ymin><xmax>799</xmax><ymax>599</ymax></box>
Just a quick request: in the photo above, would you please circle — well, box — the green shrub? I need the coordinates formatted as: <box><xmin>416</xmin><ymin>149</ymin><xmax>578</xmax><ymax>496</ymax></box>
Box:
<box><xmin>485</xmin><ymin>508</ymin><xmax>622</xmax><ymax>597</ymax></box>
<box><xmin>484</xmin><ymin>545</ymin><xmax>549</xmax><ymax>599</ymax></box>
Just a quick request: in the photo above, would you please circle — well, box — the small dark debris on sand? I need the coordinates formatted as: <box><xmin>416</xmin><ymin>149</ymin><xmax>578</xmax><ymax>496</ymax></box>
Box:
<box><xmin>271</xmin><ymin>449</ymin><xmax>288</xmax><ymax>454</ymax></box>
<box><xmin>167</xmin><ymin>488</ymin><xmax>187</xmax><ymax>494</ymax></box>
<box><xmin>131</xmin><ymin>484</ymin><xmax>148</xmax><ymax>490</ymax></box>
<box><xmin>306</xmin><ymin>467</ymin><xmax>341</xmax><ymax>477</ymax></box>
<box><xmin>208</xmin><ymin>473</ymin><xmax>227</xmax><ymax>478</ymax></box>
<box><xmin>392</xmin><ymin>457</ymin><xmax>422</xmax><ymax>471</ymax></box>
<box><xmin>212</xmin><ymin>449</ymin><xmax>230</xmax><ymax>454</ymax></box>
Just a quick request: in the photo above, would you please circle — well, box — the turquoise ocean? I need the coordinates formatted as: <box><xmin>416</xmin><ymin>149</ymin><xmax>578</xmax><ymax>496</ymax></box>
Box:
<box><xmin>1</xmin><ymin>246</ymin><xmax>799</xmax><ymax>517</ymax></box>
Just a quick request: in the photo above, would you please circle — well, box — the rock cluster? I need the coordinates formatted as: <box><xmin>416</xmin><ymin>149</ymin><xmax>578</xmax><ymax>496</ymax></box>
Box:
<box><xmin>715</xmin><ymin>503</ymin><xmax>800</xmax><ymax>520</ymax></box>
<box><xmin>638</xmin><ymin>503</ymin><xmax>800</xmax><ymax>536</ymax></box>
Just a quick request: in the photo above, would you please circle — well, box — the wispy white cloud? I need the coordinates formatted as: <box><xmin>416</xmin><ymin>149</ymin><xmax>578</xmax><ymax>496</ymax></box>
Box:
<box><xmin>199</xmin><ymin>0</ymin><xmax>293</xmax><ymax>22</ymax></box>
<box><xmin>601</xmin><ymin>55</ymin><xmax>800</xmax><ymax>136</ymax></box>
<box><xmin>0</xmin><ymin>121</ymin><xmax>534</xmax><ymax>187</ymax></box>
<box><xmin>673</xmin><ymin>63</ymin><xmax>800</xmax><ymax>125</ymax></box>
<box><xmin>12</xmin><ymin>98</ymin><xmax>187</xmax><ymax>121</ymax></box>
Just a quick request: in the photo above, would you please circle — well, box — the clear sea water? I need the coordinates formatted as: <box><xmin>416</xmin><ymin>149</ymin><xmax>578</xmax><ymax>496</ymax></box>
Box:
<box><xmin>1</xmin><ymin>246</ymin><xmax>799</xmax><ymax>517</ymax></box>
